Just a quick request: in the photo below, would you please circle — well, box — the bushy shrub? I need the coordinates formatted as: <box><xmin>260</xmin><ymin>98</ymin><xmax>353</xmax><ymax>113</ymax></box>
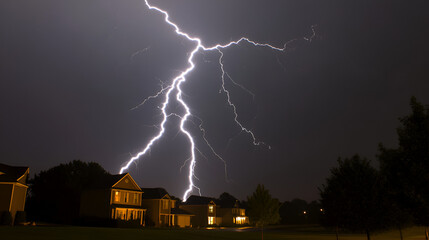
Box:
<box><xmin>115</xmin><ymin>219</ymin><xmax>141</xmax><ymax>228</ymax></box>
<box><xmin>14</xmin><ymin>211</ymin><xmax>26</xmax><ymax>225</ymax></box>
<box><xmin>1</xmin><ymin>211</ymin><xmax>12</xmax><ymax>226</ymax></box>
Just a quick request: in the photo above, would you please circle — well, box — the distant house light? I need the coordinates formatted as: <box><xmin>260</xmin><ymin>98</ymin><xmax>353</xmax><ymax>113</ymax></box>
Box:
<box><xmin>208</xmin><ymin>216</ymin><xmax>215</xmax><ymax>225</ymax></box>
<box><xmin>240</xmin><ymin>209</ymin><xmax>245</xmax><ymax>216</ymax></box>
<box><xmin>235</xmin><ymin>216</ymin><xmax>246</xmax><ymax>224</ymax></box>
<box><xmin>208</xmin><ymin>205</ymin><xmax>214</xmax><ymax>213</ymax></box>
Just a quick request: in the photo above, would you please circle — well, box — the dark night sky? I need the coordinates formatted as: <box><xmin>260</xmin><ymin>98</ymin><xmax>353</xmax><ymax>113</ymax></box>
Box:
<box><xmin>1</xmin><ymin>0</ymin><xmax>429</xmax><ymax>202</ymax></box>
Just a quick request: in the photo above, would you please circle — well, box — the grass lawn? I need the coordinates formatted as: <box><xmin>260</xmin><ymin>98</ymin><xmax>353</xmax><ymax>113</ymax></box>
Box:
<box><xmin>0</xmin><ymin>225</ymin><xmax>427</xmax><ymax>240</ymax></box>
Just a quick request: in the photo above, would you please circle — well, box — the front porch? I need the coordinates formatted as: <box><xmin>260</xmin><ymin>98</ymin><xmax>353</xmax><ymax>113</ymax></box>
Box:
<box><xmin>111</xmin><ymin>206</ymin><xmax>146</xmax><ymax>226</ymax></box>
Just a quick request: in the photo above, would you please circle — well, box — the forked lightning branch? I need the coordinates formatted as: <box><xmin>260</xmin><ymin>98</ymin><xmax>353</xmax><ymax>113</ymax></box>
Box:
<box><xmin>119</xmin><ymin>0</ymin><xmax>315</xmax><ymax>201</ymax></box>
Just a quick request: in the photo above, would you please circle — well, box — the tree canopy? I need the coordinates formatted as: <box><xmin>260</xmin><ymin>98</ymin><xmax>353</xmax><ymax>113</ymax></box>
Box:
<box><xmin>26</xmin><ymin>160</ymin><xmax>110</xmax><ymax>224</ymax></box>
<box><xmin>378</xmin><ymin>96</ymin><xmax>429</xmax><ymax>238</ymax></box>
<box><xmin>320</xmin><ymin>155</ymin><xmax>389</xmax><ymax>240</ymax></box>
<box><xmin>247</xmin><ymin>184</ymin><xmax>280</xmax><ymax>227</ymax></box>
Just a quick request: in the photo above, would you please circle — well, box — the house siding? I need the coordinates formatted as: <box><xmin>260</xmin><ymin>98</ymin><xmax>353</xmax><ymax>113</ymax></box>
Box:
<box><xmin>219</xmin><ymin>208</ymin><xmax>233</xmax><ymax>225</ymax></box>
<box><xmin>0</xmin><ymin>184</ymin><xmax>12</xmax><ymax>212</ymax></box>
<box><xmin>141</xmin><ymin>199</ymin><xmax>160</xmax><ymax>226</ymax></box>
<box><xmin>9</xmin><ymin>185</ymin><xmax>27</xmax><ymax>219</ymax></box>
<box><xmin>175</xmin><ymin>215</ymin><xmax>191</xmax><ymax>227</ymax></box>
<box><xmin>180</xmin><ymin>204</ymin><xmax>216</xmax><ymax>227</ymax></box>
<box><xmin>80</xmin><ymin>189</ymin><xmax>111</xmax><ymax>219</ymax></box>
<box><xmin>0</xmin><ymin>183</ymin><xmax>27</xmax><ymax>222</ymax></box>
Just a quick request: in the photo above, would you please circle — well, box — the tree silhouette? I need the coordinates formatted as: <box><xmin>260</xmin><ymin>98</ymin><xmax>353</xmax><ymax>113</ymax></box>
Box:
<box><xmin>279</xmin><ymin>198</ymin><xmax>308</xmax><ymax>224</ymax></box>
<box><xmin>378</xmin><ymin>96</ymin><xmax>429</xmax><ymax>239</ymax></box>
<box><xmin>247</xmin><ymin>184</ymin><xmax>280</xmax><ymax>240</ymax></box>
<box><xmin>26</xmin><ymin>160</ymin><xmax>110</xmax><ymax>224</ymax></box>
<box><xmin>320</xmin><ymin>155</ymin><xmax>389</xmax><ymax>240</ymax></box>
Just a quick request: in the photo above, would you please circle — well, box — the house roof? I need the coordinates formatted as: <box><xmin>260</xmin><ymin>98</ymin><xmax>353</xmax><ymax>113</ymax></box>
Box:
<box><xmin>111</xmin><ymin>203</ymin><xmax>146</xmax><ymax>210</ymax></box>
<box><xmin>215</xmin><ymin>199</ymin><xmax>244</xmax><ymax>208</ymax></box>
<box><xmin>141</xmin><ymin>188</ymin><xmax>170</xmax><ymax>199</ymax></box>
<box><xmin>171</xmin><ymin>208</ymin><xmax>194</xmax><ymax>216</ymax></box>
<box><xmin>0</xmin><ymin>163</ymin><xmax>29</xmax><ymax>183</ymax></box>
<box><xmin>182</xmin><ymin>195</ymin><xmax>216</xmax><ymax>205</ymax></box>
<box><xmin>87</xmin><ymin>173</ymin><xmax>141</xmax><ymax>191</ymax></box>
<box><xmin>103</xmin><ymin>173</ymin><xmax>128</xmax><ymax>187</ymax></box>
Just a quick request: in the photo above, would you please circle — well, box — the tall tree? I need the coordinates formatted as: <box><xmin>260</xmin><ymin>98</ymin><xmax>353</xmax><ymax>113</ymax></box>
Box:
<box><xmin>26</xmin><ymin>160</ymin><xmax>110</xmax><ymax>224</ymax></box>
<box><xmin>247</xmin><ymin>184</ymin><xmax>280</xmax><ymax>240</ymax></box>
<box><xmin>378</xmin><ymin>145</ymin><xmax>413</xmax><ymax>240</ymax></box>
<box><xmin>378</xmin><ymin>96</ymin><xmax>429</xmax><ymax>239</ymax></box>
<box><xmin>320</xmin><ymin>155</ymin><xmax>389</xmax><ymax>240</ymax></box>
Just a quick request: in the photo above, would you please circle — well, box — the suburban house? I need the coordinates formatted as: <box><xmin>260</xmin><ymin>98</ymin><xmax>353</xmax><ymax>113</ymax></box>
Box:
<box><xmin>171</xmin><ymin>207</ymin><xmax>194</xmax><ymax>228</ymax></box>
<box><xmin>141</xmin><ymin>187</ymin><xmax>193</xmax><ymax>227</ymax></box>
<box><xmin>179</xmin><ymin>195</ymin><xmax>219</xmax><ymax>227</ymax></box>
<box><xmin>216</xmin><ymin>199</ymin><xmax>249</xmax><ymax>226</ymax></box>
<box><xmin>0</xmin><ymin>163</ymin><xmax>29</xmax><ymax>224</ymax></box>
<box><xmin>79</xmin><ymin>173</ymin><xmax>146</xmax><ymax>225</ymax></box>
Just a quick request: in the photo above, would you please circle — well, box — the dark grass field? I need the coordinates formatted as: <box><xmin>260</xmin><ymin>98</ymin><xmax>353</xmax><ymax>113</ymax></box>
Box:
<box><xmin>0</xmin><ymin>225</ymin><xmax>426</xmax><ymax>240</ymax></box>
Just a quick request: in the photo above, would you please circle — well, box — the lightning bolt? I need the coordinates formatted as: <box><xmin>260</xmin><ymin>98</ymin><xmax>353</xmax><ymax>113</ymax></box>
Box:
<box><xmin>119</xmin><ymin>0</ymin><xmax>316</xmax><ymax>201</ymax></box>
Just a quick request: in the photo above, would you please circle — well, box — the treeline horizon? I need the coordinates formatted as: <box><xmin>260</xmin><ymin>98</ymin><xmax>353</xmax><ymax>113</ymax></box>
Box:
<box><xmin>23</xmin><ymin>159</ymin><xmax>322</xmax><ymax>226</ymax></box>
<box><xmin>320</xmin><ymin>96</ymin><xmax>429</xmax><ymax>240</ymax></box>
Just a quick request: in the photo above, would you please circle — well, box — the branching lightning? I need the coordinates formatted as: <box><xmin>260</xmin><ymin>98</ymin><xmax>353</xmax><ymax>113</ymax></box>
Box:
<box><xmin>119</xmin><ymin>0</ymin><xmax>316</xmax><ymax>201</ymax></box>
<box><xmin>217</xmin><ymin>49</ymin><xmax>269</xmax><ymax>148</ymax></box>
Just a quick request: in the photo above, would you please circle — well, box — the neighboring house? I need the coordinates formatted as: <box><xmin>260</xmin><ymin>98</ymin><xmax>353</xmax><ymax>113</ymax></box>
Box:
<box><xmin>171</xmin><ymin>207</ymin><xmax>193</xmax><ymax>228</ymax></box>
<box><xmin>179</xmin><ymin>195</ymin><xmax>219</xmax><ymax>227</ymax></box>
<box><xmin>80</xmin><ymin>173</ymin><xmax>146</xmax><ymax>225</ymax></box>
<box><xmin>216</xmin><ymin>199</ymin><xmax>249</xmax><ymax>226</ymax></box>
<box><xmin>141</xmin><ymin>188</ymin><xmax>193</xmax><ymax>227</ymax></box>
<box><xmin>0</xmin><ymin>163</ymin><xmax>29</xmax><ymax>223</ymax></box>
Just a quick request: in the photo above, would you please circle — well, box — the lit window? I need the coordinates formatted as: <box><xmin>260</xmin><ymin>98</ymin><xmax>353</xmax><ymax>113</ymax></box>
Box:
<box><xmin>115</xmin><ymin>209</ymin><xmax>126</xmax><ymax>220</ymax></box>
<box><xmin>114</xmin><ymin>191</ymin><xmax>120</xmax><ymax>202</ymax></box>
<box><xmin>235</xmin><ymin>217</ymin><xmax>246</xmax><ymax>224</ymax></box>
<box><xmin>208</xmin><ymin>205</ymin><xmax>214</xmax><ymax>213</ymax></box>
<box><xmin>240</xmin><ymin>209</ymin><xmax>245</xmax><ymax>216</ymax></box>
<box><xmin>208</xmin><ymin>217</ymin><xmax>214</xmax><ymax>225</ymax></box>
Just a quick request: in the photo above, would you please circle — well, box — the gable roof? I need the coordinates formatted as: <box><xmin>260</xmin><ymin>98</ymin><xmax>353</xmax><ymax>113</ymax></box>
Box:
<box><xmin>215</xmin><ymin>199</ymin><xmax>243</xmax><ymax>208</ymax></box>
<box><xmin>141</xmin><ymin>188</ymin><xmax>170</xmax><ymax>199</ymax></box>
<box><xmin>103</xmin><ymin>173</ymin><xmax>128</xmax><ymax>187</ymax></box>
<box><xmin>0</xmin><ymin>163</ymin><xmax>29</xmax><ymax>183</ymax></box>
<box><xmin>182</xmin><ymin>195</ymin><xmax>216</xmax><ymax>205</ymax></box>
<box><xmin>171</xmin><ymin>207</ymin><xmax>194</xmax><ymax>216</ymax></box>
<box><xmin>86</xmin><ymin>173</ymin><xmax>141</xmax><ymax>191</ymax></box>
<box><xmin>111</xmin><ymin>173</ymin><xmax>141</xmax><ymax>191</ymax></box>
